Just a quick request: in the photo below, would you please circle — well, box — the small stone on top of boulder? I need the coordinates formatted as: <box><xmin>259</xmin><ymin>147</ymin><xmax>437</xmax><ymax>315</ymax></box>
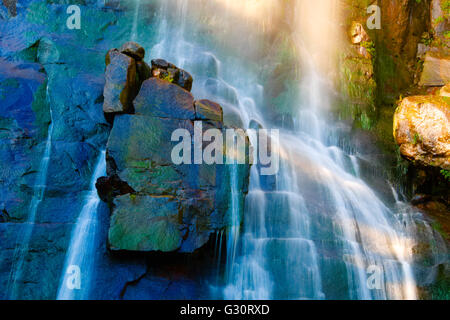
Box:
<box><xmin>151</xmin><ymin>58</ymin><xmax>193</xmax><ymax>92</ymax></box>
<box><xmin>119</xmin><ymin>41</ymin><xmax>145</xmax><ymax>61</ymax></box>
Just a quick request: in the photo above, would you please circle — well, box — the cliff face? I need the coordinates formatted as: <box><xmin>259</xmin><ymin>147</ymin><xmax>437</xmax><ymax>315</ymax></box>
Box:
<box><xmin>375</xmin><ymin>0</ymin><xmax>432</xmax><ymax>102</ymax></box>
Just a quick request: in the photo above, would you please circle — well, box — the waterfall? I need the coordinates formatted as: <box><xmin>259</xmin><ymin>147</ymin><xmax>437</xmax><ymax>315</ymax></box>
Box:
<box><xmin>56</xmin><ymin>150</ymin><xmax>106</xmax><ymax>300</ymax></box>
<box><xmin>140</xmin><ymin>0</ymin><xmax>421</xmax><ymax>299</ymax></box>
<box><xmin>130</xmin><ymin>0</ymin><xmax>141</xmax><ymax>42</ymax></box>
<box><xmin>6</xmin><ymin>84</ymin><xmax>54</xmax><ymax>299</ymax></box>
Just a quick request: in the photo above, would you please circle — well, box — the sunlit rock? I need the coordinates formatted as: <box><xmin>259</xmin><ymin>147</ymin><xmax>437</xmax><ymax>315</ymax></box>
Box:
<box><xmin>394</xmin><ymin>95</ymin><xmax>450</xmax><ymax>170</ymax></box>
<box><xmin>194</xmin><ymin>99</ymin><xmax>223</xmax><ymax>122</ymax></box>
<box><xmin>419</xmin><ymin>53</ymin><xmax>450</xmax><ymax>87</ymax></box>
<box><xmin>350</xmin><ymin>22</ymin><xmax>369</xmax><ymax>45</ymax></box>
<box><xmin>431</xmin><ymin>0</ymin><xmax>450</xmax><ymax>38</ymax></box>
<box><xmin>440</xmin><ymin>83</ymin><xmax>450</xmax><ymax>97</ymax></box>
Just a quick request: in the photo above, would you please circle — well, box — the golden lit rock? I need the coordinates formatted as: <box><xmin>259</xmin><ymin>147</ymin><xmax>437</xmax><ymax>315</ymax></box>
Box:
<box><xmin>394</xmin><ymin>95</ymin><xmax>450</xmax><ymax>169</ymax></box>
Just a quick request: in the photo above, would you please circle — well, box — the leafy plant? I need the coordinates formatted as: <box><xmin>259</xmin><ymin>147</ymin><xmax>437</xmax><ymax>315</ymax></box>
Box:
<box><xmin>161</xmin><ymin>74</ymin><xmax>174</xmax><ymax>83</ymax></box>
<box><xmin>434</xmin><ymin>16</ymin><xmax>445</xmax><ymax>25</ymax></box>
<box><xmin>421</xmin><ymin>32</ymin><xmax>433</xmax><ymax>46</ymax></box>
<box><xmin>442</xmin><ymin>0</ymin><xmax>450</xmax><ymax>15</ymax></box>
<box><xmin>440</xmin><ymin>169</ymin><xmax>450</xmax><ymax>181</ymax></box>
<box><xmin>361</xmin><ymin>41</ymin><xmax>376</xmax><ymax>57</ymax></box>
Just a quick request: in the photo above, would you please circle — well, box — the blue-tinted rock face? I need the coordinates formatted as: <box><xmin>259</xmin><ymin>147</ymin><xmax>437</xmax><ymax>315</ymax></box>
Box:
<box><xmin>0</xmin><ymin>1</ymin><xmax>249</xmax><ymax>298</ymax></box>
<box><xmin>0</xmin><ymin>1</ymin><xmax>123</xmax><ymax>299</ymax></box>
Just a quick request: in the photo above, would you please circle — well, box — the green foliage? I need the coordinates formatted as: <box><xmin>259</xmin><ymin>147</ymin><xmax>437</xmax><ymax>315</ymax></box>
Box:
<box><xmin>434</xmin><ymin>16</ymin><xmax>445</xmax><ymax>24</ymax></box>
<box><xmin>440</xmin><ymin>169</ymin><xmax>450</xmax><ymax>181</ymax></box>
<box><xmin>361</xmin><ymin>41</ymin><xmax>376</xmax><ymax>57</ymax></box>
<box><xmin>442</xmin><ymin>0</ymin><xmax>450</xmax><ymax>15</ymax></box>
<box><xmin>161</xmin><ymin>74</ymin><xmax>174</xmax><ymax>83</ymax></box>
<box><xmin>421</xmin><ymin>32</ymin><xmax>433</xmax><ymax>46</ymax></box>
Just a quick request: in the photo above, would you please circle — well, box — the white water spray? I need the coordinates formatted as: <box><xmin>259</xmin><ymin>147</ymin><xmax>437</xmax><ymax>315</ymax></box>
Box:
<box><xmin>140</xmin><ymin>0</ymin><xmax>420</xmax><ymax>299</ymax></box>
<box><xmin>56</xmin><ymin>150</ymin><xmax>106</xmax><ymax>300</ymax></box>
<box><xmin>7</xmin><ymin>84</ymin><xmax>54</xmax><ymax>299</ymax></box>
<box><xmin>130</xmin><ymin>0</ymin><xmax>141</xmax><ymax>42</ymax></box>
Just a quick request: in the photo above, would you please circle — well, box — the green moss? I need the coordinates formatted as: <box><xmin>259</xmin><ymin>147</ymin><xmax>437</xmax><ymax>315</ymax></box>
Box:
<box><xmin>431</xmin><ymin>220</ymin><xmax>449</xmax><ymax>240</ymax></box>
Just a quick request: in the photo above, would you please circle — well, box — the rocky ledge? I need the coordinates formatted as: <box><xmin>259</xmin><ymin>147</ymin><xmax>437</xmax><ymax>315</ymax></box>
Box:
<box><xmin>97</xmin><ymin>42</ymin><xmax>250</xmax><ymax>254</ymax></box>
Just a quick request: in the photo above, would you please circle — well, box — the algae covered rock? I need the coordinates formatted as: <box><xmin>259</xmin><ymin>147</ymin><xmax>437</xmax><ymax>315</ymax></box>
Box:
<box><xmin>394</xmin><ymin>95</ymin><xmax>450</xmax><ymax>169</ymax></box>
<box><xmin>108</xmin><ymin>195</ymin><xmax>182</xmax><ymax>252</ymax></box>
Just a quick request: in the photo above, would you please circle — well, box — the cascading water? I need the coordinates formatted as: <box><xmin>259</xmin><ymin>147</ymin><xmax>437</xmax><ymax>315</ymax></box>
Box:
<box><xmin>224</xmin><ymin>0</ymin><xmax>419</xmax><ymax>300</ymax></box>
<box><xmin>56</xmin><ymin>150</ymin><xmax>106</xmax><ymax>300</ymax></box>
<box><xmin>113</xmin><ymin>0</ymin><xmax>435</xmax><ymax>299</ymax></box>
<box><xmin>130</xmin><ymin>0</ymin><xmax>141</xmax><ymax>42</ymax></box>
<box><xmin>6</xmin><ymin>84</ymin><xmax>54</xmax><ymax>299</ymax></box>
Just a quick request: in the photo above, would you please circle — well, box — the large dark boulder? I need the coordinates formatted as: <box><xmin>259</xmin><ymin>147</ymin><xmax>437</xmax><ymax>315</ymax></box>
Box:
<box><xmin>99</xmin><ymin>73</ymin><xmax>251</xmax><ymax>253</ymax></box>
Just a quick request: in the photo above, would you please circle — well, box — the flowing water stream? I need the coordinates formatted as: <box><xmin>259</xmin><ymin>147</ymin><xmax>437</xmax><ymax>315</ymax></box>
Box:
<box><xmin>56</xmin><ymin>150</ymin><xmax>106</xmax><ymax>300</ymax></box>
<box><xmin>6</xmin><ymin>84</ymin><xmax>54</xmax><ymax>299</ymax></box>
<box><xmin>47</xmin><ymin>0</ymin><xmax>443</xmax><ymax>300</ymax></box>
<box><xmin>144</xmin><ymin>0</ymin><xmax>422</xmax><ymax>300</ymax></box>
